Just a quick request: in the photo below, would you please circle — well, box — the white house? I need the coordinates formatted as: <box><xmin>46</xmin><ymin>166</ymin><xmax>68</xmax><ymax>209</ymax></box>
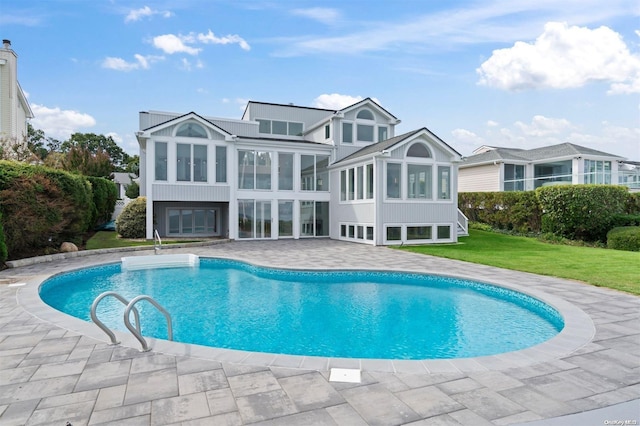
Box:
<box><xmin>136</xmin><ymin>99</ymin><xmax>465</xmax><ymax>245</ymax></box>
<box><xmin>0</xmin><ymin>40</ymin><xmax>34</xmax><ymax>147</ymax></box>
<box><xmin>458</xmin><ymin>143</ymin><xmax>637</xmax><ymax>192</ymax></box>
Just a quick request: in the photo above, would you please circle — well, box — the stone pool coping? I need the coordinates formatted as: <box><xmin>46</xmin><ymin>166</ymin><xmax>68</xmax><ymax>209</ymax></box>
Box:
<box><xmin>17</xmin><ymin>250</ymin><xmax>595</xmax><ymax>374</ymax></box>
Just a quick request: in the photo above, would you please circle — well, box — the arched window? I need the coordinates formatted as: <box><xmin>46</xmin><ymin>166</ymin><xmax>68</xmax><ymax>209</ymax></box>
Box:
<box><xmin>407</xmin><ymin>143</ymin><xmax>431</xmax><ymax>158</ymax></box>
<box><xmin>356</xmin><ymin>109</ymin><xmax>374</xmax><ymax>120</ymax></box>
<box><xmin>176</xmin><ymin>122</ymin><xmax>208</xmax><ymax>138</ymax></box>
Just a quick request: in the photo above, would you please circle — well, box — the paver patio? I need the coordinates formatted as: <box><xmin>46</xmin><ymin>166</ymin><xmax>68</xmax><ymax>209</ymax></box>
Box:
<box><xmin>0</xmin><ymin>239</ymin><xmax>638</xmax><ymax>425</ymax></box>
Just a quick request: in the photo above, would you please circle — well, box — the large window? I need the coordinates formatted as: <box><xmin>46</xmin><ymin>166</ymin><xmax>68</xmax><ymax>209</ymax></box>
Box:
<box><xmin>356</xmin><ymin>109</ymin><xmax>375</xmax><ymax>143</ymax></box>
<box><xmin>155</xmin><ymin>142</ymin><xmax>167</xmax><ymax>181</ymax></box>
<box><xmin>438</xmin><ymin>166</ymin><xmax>451</xmax><ymax>199</ymax></box>
<box><xmin>177</xmin><ymin>143</ymin><xmax>207</xmax><ymax>182</ymax></box>
<box><xmin>256</xmin><ymin>152</ymin><xmax>272</xmax><ymax>189</ymax></box>
<box><xmin>504</xmin><ymin>164</ymin><xmax>525</xmax><ymax>191</ymax></box>
<box><xmin>168</xmin><ymin>208</ymin><xmax>217</xmax><ymax>235</ymax></box>
<box><xmin>357</xmin><ymin>124</ymin><xmax>374</xmax><ymax>142</ymax></box>
<box><xmin>387</xmin><ymin>163</ymin><xmax>401</xmax><ymax>199</ymax></box>
<box><xmin>278</xmin><ymin>153</ymin><xmax>294</xmax><ymax>190</ymax></box>
<box><xmin>257</xmin><ymin>119</ymin><xmax>303</xmax><ymax>136</ymax></box>
<box><xmin>341</xmin><ymin>164</ymin><xmax>374</xmax><ymax>201</ymax></box>
<box><xmin>534</xmin><ymin>160</ymin><xmax>572</xmax><ymax>188</ymax></box>
<box><xmin>238</xmin><ymin>150</ymin><xmax>271</xmax><ymax>190</ymax></box>
<box><xmin>238</xmin><ymin>150</ymin><xmax>255</xmax><ymax>189</ymax></box>
<box><xmin>584</xmin><ymin>160</ymin><xmax>611</xmax><ymax>184</ymax></box>
<box><xmin>300</xmin><ymin>201</ymin><xmax>329</xmax><ymax>237</ymax></box>
<box><xmin>176</xmin><ymin>122</ymin><xmax>207</xmax><ymax>138</ymax></box>
<box><xmin>215</xmin><ymin>146</ymin><xmax>227</xmax><ymax>183</ymax></box>
<box><xmin>378</xmin><ymin>126</ymin><xmax>388</xmax><ymax>142</ymax></box>
<box><xmin>342</xmin><ymin>122</ymin><xmax>353</xmax><ymax>143</ymax></box>
<box><xmin>407</xmin><ymin>164</ymin><xmax>432</xmax><ymax>199</ymax></box>
<box><xmin>300</xmin><ymin>154</ymin><xmax>329</xmax><ymax>191</ymax></box>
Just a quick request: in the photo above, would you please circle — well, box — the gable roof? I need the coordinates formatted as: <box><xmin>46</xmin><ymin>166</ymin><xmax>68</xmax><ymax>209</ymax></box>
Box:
<box><xmin>334</xmin><ymin>127</ymin><xmax>461</xmax><ymax>165</ymax></box>
<box><xmin>141</xmin><ymin>111</ymin><xmax>231</xmax><ymax>137</ymax></box>
<box><xmin>338</xmin><ymin>97</ymin><xmax>399</xmax><ymax>121</ymax></box>
<box><xmin>462</xmin><ymin>142</ymin><xmax>625</xmax><ymax>167</ymax></box>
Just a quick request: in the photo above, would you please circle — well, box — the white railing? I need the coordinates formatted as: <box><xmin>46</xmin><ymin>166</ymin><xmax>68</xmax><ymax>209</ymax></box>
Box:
<box><xmin>457</xmin><ymin>209</ymin><xmax>469</xmax><ymax>236</ymax></box>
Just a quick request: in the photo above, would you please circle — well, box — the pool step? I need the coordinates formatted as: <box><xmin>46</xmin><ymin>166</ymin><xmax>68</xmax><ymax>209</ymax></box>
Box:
<box><xmin>121</xmin><ymin>254</ymin><xmax>200</xmax><ymax>271</ymax></box>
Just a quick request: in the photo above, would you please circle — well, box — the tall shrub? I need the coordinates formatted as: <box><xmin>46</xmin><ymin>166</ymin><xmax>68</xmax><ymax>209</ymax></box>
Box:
<box><xmin>0</xmin><ymin>211</ymin><xmax>7</xmax><ymax>263</ymax></box>
<box><xmin>458</xmin><ymin>191</ymin><xmax>542</xmax><ymax>233</ymax></box>
<box><xmin>87</xmin><ymin>176</ymin><xmax>118</xmax><ymax>228</ymax></box>
<box><xmin>0</xmin><ymin>161</ymin><xmax>93</xmax><ymax>259</ymax></box>
<box><xmin>536</xmin><ymin>185</ymin><xmax>629</xmax><ymax>242</ymax></box>
<box><xmin>116</xmin><ymin>197</ymin><xmax>146</xmax><ymax>238</ymax></box>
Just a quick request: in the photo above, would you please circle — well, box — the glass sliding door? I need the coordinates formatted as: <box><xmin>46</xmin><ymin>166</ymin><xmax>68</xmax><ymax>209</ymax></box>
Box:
<box><xmin>255</xmin><ymin>200</ymin><xmax>271</xmax><ymax>239</ymax></box>
<box><xmin>238</xmin><ymin>200</ymin><xmax>271</xmax><ymax>239</ymax></box>
<box><xmin>167</xmin><ymin>208</ymin><xmax>218</xmax><ymax>236</ymax></box>
<box><xmin>299</xmin><ymin>201</ymin><xmax>329</xmax><ymax>237</ymax></box>
<box><xmin>238</xmin><ymin>200</ymin><xmax>254</xmax><ymax>238</ymax></box>
<box><xmin>300</xmin><ymin>201</ymin><xmax>314</xmax><ymax>236</ymax></box>
<box><xmin>278</xmin><ymin>201</ymin><xmax>293</xmax><ymax>237</ymax></box>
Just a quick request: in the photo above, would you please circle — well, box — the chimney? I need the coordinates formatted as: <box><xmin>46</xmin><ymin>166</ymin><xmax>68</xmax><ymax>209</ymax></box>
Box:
<box><xmin>2</xmin><ymin>39</ymin><xmax>11</xmax><ymax>49</ymax></box>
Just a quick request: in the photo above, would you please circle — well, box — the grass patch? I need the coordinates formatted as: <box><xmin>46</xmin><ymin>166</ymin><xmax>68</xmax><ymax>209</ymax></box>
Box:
<box><xmin>86</xmin><ymin>231</ymin><xmax>200</xmax><ymax>250</ymax></box>
<box><xmin>399</xmin><ymin>229</ymin><xmax>640</xmax><ymax>295</ymax></box>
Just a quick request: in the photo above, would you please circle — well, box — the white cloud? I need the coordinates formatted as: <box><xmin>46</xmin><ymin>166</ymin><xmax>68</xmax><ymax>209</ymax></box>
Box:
<box><xmin>30</xmin><ymin>104</ymin><xmax>96</xmax><ymax>140</ymax></box>
<box><xmin>514</xmin><ymin>115</ymin><xmax>574</xmax><ymax>137</ymax></box>
<box><xmin>487</xmin><ymin>120</ymin><xmax>499</xmax><ymax>127</ymax></box>
<box><xmin>477</xmin><ymin>22</ymin><xmax>640</xmax><ymax>93</ymax></box>
<box><xmin>275</xmin><ymin>0</ymin><xmax>636</xmax><ymax>57</ymax></box>
<box><xmin>102</xmin><ymin>54</ymin><xmax>164</xmax><ymax>71</ymax></box>
<box><xmin>312</xmin><ymin>94</ymin><xmax>364</xmax><ymax>110</ymax></box>
<box><xmin>452</xmin><ymin>128</ymin><xmax>485</xmax><ymax>144</ymax></box>
<box><xmin>291</xmin><ymin>8</ymin><xmax>341</xmax><ymax>25</ymax></box>
<box><xmin>125</xmin><ymin>6</ymin><xmax>173</xmax><ymax>23</ymax></box>
<box><xmin>152</xmin><ymin>31</ymin><xmax>250</xmax><ymax>55</ymax></box>
<box><xmin>197</xmin><ymin>30</ymin><xmax>250</xmax><ymax>51</ymax></box>
<box><xmin>153</xmin><ymin>34</ymin><xmax>201</xmax><ymax>55</ymax></box>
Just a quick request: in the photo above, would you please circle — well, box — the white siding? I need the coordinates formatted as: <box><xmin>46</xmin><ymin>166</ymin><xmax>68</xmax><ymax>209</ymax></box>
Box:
<box><xmin>458</xmin><ymin>164</ymin><xmax>501</xmax><ymax>192</ymax></box>
<box><xmin>152</xmin><ymin>184</ymin><xmax>230</xmax><ymax>201</ymax></box>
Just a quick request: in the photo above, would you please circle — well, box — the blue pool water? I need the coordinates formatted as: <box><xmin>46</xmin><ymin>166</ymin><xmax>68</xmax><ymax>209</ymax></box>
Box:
<box><xmin>39</xmin><ymin>258</ymin><xmax>564</xmax><ymax>359</ymax></box>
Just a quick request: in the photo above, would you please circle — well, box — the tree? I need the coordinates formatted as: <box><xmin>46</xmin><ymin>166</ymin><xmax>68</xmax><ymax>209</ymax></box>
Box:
<box><xmin>62</xmin><ymin>146</ymin><xmax>113</xmax><ymax>177</ymax></box>
<box><xmin>61</xmin><ymin>133</ymin><xmax>130</xmax><ymax>172</ymax></box>
<box><xmin>125</xmin><ymin>179</ymin><xmax>139</xmax><ymax>198</ymax></box>
<box><xmin>27</xmin><ymin>123</ymin><xmax>62</xmax><ymax>161</ymax></box>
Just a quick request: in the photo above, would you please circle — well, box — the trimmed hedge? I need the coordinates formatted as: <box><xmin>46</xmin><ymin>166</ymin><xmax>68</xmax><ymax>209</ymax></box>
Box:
<box><xmin>116</xmin><ymin>197</ymin><xmax>146</xmax><ymax>238</ymax></box>
<box><xmin>536</xmin><ymin>185</ymin><xmax>629</xmax><ymax>242</ymax></box>
<box><xmin>607</xmin><ymin>226</ymin><xmax>640</xmax><ymax>251</ymax></box>
<box><xmin>87</xmin><ymin>176</ymin><xmax>118</xmax><ymax>228</ymax></box>
<box><xmin>0</xmin><ymin>160</ymin><xmax>93</xmax><ymax>260</ymax></box>
<box><xmin>458</xmin><ymin>191</ymin><xmax>542</xmax><ymax>233</ymax></box>
<box><xmin>0</xmin><ymin>211</ymin><xmax>7</xmax><ymax>263</ymax></box>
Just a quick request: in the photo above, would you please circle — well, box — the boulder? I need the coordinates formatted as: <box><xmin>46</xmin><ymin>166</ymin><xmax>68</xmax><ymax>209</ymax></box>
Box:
<box><xmin>60</xmin><ymin>242</ymin><xmax>78</xmax><ymax>253</ymax></box>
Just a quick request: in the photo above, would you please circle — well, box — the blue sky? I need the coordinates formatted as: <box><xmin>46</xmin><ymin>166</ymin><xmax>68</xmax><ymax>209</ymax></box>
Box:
<box><xmin>3</xmin><ymin>0</ymin><xmax>639</xmax><ymax>160</ymax></box>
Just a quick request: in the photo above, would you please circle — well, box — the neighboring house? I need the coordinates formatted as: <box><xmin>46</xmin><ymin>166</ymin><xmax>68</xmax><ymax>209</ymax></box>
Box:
<box><xmin>458</xmin><ymin>142</ymin><xmax>637</xmax><ymax>192</ymax></box>
<box><xmin>136</xmin><ymin>98</ymin><xmax>465</xmax><ymax>245</ymax></box>
<box><xmin>0</xmin><ymin>40</ymin><xmax>33</xmax><ymax>145</ymax></box>
<box><xmin>112</xmin><ymin>172</ymin><xmax>136</xmax><ymax>199</ymax></box>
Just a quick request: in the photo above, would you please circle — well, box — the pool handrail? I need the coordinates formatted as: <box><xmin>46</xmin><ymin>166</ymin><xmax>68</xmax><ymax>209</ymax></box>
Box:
<box><xmin>90</xmin><ymin>291</ymin><xmax>142</xmax><ymax>345</ymax></box>
<box><xmin>154</xmin><ymin>229</ymin><xmax>162</xmax><ymax>254</ymax></box>
<box><xmin>124</xmin><ymin>295</ymin><xmax>173</xmax><ymax>352</ymax></box>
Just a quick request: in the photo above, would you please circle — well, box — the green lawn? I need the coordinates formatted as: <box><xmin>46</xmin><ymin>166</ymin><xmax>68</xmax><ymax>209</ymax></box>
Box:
<box><xmin>399</xmin><ymin>229</ymin><xmax>640</xmax><ymax>295</ymax></box>
<box><xmin>85</xmin><ymin>231</ymin><xmax>200</xmax><ymax>250</ymax></box>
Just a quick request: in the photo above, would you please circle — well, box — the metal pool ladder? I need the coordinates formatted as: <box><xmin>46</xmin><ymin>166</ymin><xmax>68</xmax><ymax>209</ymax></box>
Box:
<box><xmin>90</xmin><ymin>291</ymin><xmax>173</xmax><ymax>352</ymax></box>
<box><xmin>154</xmin><ymin>229</ymin><xmax>162</xmax><ymax>254</ymax></box>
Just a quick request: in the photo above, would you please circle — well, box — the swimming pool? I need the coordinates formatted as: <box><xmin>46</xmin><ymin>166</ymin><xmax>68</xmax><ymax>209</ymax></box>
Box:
<box><xmin>39</xmin><ymin>258</ymin><xmax>564</xmax><ymax>360</ymax></box>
